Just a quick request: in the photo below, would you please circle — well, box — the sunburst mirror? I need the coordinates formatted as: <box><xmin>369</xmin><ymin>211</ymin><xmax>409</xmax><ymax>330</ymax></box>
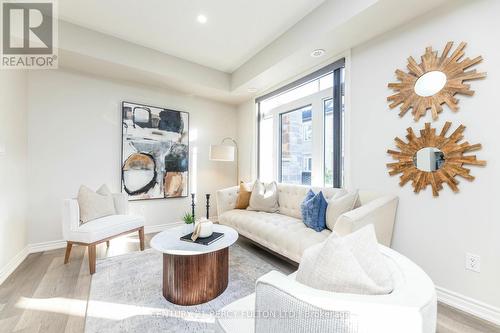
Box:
<box><xmin>387</xmin><ymin>41</ymin><xmax>486</xmax><ymax>121</ymax></box>
<box><xmin>387</xmin><ymin>122</ymin><xmax>486</xmax><ymax>196</ymax></box>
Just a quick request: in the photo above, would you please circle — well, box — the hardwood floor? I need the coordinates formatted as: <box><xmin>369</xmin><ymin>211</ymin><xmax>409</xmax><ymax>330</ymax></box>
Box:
<box><xmin>0</xmin><ymin>232</ymin><xmax>498</xmax><ymax>333</ymax></box>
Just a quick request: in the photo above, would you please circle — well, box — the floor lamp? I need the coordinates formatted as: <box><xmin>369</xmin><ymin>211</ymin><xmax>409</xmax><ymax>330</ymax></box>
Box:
<box><xmin>209</xmin><ymin>137</ymin><xmax>238</xmax><ymax>185</ymax></box>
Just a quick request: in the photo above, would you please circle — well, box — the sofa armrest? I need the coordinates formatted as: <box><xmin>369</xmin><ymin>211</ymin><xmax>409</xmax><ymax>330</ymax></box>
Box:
<box><xmin>216</xmin><ymin>186</ymin><xmax>239</xmax><ymax>216</ymax></box>
<box><xmin>255</xmin><ymin>270</ymin><xmax>423</xmax><ymax>333</ymax></box>
<box><xmin>333</xmin><ymin>196</ymin><xmax>398</xmax><ymax>247</ymax></box>
<box><xmin>62</xmin><ymin>199</ymin><xmax>80</xmax><ymax>240</ymax></box>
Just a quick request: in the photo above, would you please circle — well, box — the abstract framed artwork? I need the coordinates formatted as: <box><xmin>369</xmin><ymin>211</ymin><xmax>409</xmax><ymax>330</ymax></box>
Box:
<box><xmin>121</xmin><ymin>101</ymin><xmax>189</xmax><ymax>200</ymax></box>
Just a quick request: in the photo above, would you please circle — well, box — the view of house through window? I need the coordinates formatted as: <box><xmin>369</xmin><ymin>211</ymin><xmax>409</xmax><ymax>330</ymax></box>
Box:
<box><xmin>280</xmin><ymin>105</ymin><xmax>313</xmax><ymax>185</ymax></box>
<box><xmin>257</xmin><ymin>60</ymin><xmax>345</xmax><ymax>187</ymax></box>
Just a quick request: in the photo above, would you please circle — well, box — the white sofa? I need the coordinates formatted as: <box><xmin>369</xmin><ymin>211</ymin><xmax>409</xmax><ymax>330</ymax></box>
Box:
<box><xmin>216</xmin><ymin>183</ymin><xmax>398</xmax><ymax>263</ymax></box>
<box><xmin>215</xmin><ymin>245</ymin><xmax>437</xmax><ymax>333</ymax></box>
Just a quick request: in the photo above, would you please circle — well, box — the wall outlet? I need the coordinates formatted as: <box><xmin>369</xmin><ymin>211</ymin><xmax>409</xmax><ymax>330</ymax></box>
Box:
<box><xmin>465</xmin><ymin>253</ymin><xmax>481</xmax><ymax>273</ymax></box>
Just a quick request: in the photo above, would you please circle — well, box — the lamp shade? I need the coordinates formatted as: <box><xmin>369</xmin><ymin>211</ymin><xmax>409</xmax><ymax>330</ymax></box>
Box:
<box><xmin>209</xmin><ymin>144</ymin><xmax>235</xmax><ymax>161</ymax></box>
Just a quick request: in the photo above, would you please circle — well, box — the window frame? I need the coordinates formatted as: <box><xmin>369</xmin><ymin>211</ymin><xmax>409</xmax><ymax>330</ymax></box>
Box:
<box><xmin>323</xmin><ymin>97</ymin><xmax>334</xmax><ymax>186</ymax></box>
<box><xmin>256</xmin><ymin>58</ymin><xmax>345</xmax><ymax>188</ymax></box>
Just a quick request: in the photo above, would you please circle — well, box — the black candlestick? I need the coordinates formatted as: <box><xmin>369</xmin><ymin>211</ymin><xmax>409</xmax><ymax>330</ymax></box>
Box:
<box><xmin>191</xmin><ymin>193</ymin><xmax>196</xmax><ymax>220</ymax></box>
<box><xmin>206</xmin><ymin>194</ymin><xmax>211</xmax><ymax>219</ymax></box>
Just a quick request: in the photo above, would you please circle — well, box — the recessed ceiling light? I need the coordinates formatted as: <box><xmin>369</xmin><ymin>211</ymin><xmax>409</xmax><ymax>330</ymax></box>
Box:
<box><xmin>197</xmin><ymin>14</ymin><xmax>207</xmax><ymax>24</ymax></box>
<box><xmin>310</xmin><ymin>49</ymin><xmax>326</xmax><ymax>58</ymax></box>
<box><xmin>247</xmin><ymin>87</ymin><xmax>258</xmax><ymax>93</ymax></box>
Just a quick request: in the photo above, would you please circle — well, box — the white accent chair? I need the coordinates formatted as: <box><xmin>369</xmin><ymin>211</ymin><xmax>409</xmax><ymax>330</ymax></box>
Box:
<box><xmin>216</xmin><ymin>184</ymin><xmax>398</xmax><ymax>263</ymax></box>
<box><xmin>62</xmin><ymin>196</ymin><xmax>145</xmax><ymax>274</ymax></box>
<box><xmin>215</xmin><ymin>246</ymin><xmax>437</xmax><ymax>333</ymax></box>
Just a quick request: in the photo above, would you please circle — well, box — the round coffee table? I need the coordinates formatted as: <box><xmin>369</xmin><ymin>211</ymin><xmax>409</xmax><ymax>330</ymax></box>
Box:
<box><xmin>150</xmin><ymin>224</ymin><xmax>238</xmax><ymax>305</ymax></box>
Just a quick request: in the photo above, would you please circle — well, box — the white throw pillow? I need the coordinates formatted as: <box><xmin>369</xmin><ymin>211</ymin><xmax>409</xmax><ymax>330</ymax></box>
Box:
<box><xmin>97</xmin><ymin>184</ymin><xmax>129</xmax><ymax>215</ymax></box>
<box><xmin>247</xmin><ymin>181</ymin><xmax>279</xmax><ymax>213</ymax></box>
<box><xmin>296</xmin><ymin>225</ymin><xmax>393</xmax><ymax>295</ymax></box>
<box><xmin>325</xmin><ymin>190</ymin><xmax>359</xmax><ymax>230</ymax></box>
<box><xmin>96</xmin><ymin>184</ymin><xmax>112</xmax><ymax>196</ymax></box>
<box><xmin>78</xmin><ymin>185</ymin><xmax>116</xmax><ymax>224</ymax></box>
<box><xmin>332</xmin><ymin>188</ymin><xmax>348</xmax><ymax>199</ymax></box>
<box><xmin>111</xmin><ymin>193</ymin><xmax>129</xmax><ymax>215</ymax></box>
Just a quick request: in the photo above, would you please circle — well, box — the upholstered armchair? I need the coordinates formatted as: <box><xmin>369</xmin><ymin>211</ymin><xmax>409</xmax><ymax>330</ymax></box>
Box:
<box><xmin>215</xmin><ymin>246</ymin><xmax>437</xmax><ymax>333</ymax></box>
<box><xmin>62</xmin><ymin>195</ymin><xmax>145</xmax><ymax>274</ymax></box>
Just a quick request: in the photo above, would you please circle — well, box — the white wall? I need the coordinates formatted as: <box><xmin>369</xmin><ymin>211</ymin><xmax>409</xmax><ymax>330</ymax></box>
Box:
<box><xmin>236</xmin><ymin>100</ymin><xmax>257</xmax><ymax>182</ymax></box>
<box><xmin>27</xmin><ymin>70</ymin><xmax>237</xmax><ymax>244</ymax></box>
<box><xmin>349</xmin><ymin>0</ymin><xmax>499</xmax><ymax>308</ymax></box>
<box><xmin>0</xmin><ymin>71</ymin><xmax>28</xmax><ymax>274</ymax></box>
<box><xmin>236</xmin><ymin>0</ymin><xmax>500</xmax><ymax>314</ymax></box>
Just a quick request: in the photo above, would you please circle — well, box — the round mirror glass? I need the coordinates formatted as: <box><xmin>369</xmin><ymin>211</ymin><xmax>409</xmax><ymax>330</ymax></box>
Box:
<box><xmin>414</xmin><ymin>71</ymin><xmax>447</xmax><ymax>97</ymax></box>
<box><xmin>413</xmin><ymin>147</ymin><xmax>445</xmax><ymax>172</ymax></box>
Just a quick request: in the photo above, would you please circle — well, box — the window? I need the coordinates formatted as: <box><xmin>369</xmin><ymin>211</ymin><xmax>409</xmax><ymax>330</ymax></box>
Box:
<box><xmin>257</xmin><ymin>59</ymin><xmax>345</xmax><ymax>187</ymax></box>
<box><xmin>303</xmin><ymin>121</ymin><xmax>312</xmax><ymax>141</ymax></box>
<box><xmin>280</xmin><ymin>105</ymin><xmax>313</xmax><ymax>185</ymax></box>
<box><xmin>303</xmin><ymin>156</ymin><xmax>312</xmax><ymax>172</ymax></box>
<box><xmin>324</xmin><ymin>98</ymin><xmax>334</xmax><ymax>186</ymax></box>
<box><xmin>258</xmin><ymin>113</ymin><xmax>274</xmax><ymax>183</ymax></box>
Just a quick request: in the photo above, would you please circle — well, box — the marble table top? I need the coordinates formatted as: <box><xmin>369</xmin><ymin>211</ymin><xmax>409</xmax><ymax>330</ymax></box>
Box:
<box><xmin>150</xmin><ymin>224</ymin><xmax>238</xmax><ymax>256</ymax></box>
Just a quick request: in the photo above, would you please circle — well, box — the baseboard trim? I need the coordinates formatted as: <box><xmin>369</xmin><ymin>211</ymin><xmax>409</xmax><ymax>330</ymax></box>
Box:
<box><xmin>28</xmin><ymin>240</ymin><xmax>67</xmax><ymax>253</ymax></box>
<box><xmin>437</xmin><ymin>286</ymin><xmax>500</xmax><ymax>325</ymax></box>
<box><xmin>144</xmin><ymin>222</ymin><xmax>183</xmax><ymax>234</ymax></box>
<box><xmin>0</xmin><ymin>246</ymin><xmax>29</xmax><ymax>285</ymax></box>
<box><xmin>144</xmin><ymin>218</ymin><xmax>218</xmax><ymax>234</ymax></box>
<box><xmin>24</xmin><ymin>223</ymin><xmax>186</xmax><ymax>252</ymax></box>
<box><xmin>0</xmin><ymin>222</ymin><xmax>184</xmax><ymax>286</ymax></box>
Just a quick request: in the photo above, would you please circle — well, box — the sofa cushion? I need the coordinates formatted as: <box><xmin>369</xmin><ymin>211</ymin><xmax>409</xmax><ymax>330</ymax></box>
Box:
<box><xmin>219</xmin><ymin>209</ymin><xmax>331</xmax><ymax>262</ymax></box>
<box><xmin>111</xmin><ymin>193</ymin><xmax>129</xmax><ymax>215</ymax></box>
<box><xmin>296</xmin><ymin>225</ymin><xmax>394</xmax><ymax>295</ymax></box>
<box><xmin>97</xmin><ymin>184</ymin><xmax>129</xmax><ymax>215</ymax></box>
<box><xmin>301</xmin><ymin>190</ymin><xmax>328</xmax><ymax>232</ymax></box>
<box><xmin>235</xmin><ymin>181</ymin><xmax>252</xmax><ymax>209</ymax></box>
<box><xmin>325</xmin><ymin>190</ymin><xmax>359</xmax><ymax>230</ymax></box>
<box><xmin>278</xmin><ymin>183</ymin><xmax>346</xmax><ymax>220</ymax></box>
<box><xmin>247</xmin><ymin>181</ymin><xmax>279</xmax><ymax>213</ymax></box>
<box><xmin>70</xmin><ymin>214</ymin><xmax>144</xmax><ymax>244</ymax></box>
<box><xmin>78</xmin><ymin>185</ymin><xmax>116</xmax><ymax>224</ymax></box>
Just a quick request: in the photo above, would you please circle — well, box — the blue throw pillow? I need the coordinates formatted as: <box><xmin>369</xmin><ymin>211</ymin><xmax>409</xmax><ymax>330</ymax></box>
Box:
<box><xmin>300</xmin><ymin>190</ymin><xmax>328</xmax><ymax>232</ymax></box>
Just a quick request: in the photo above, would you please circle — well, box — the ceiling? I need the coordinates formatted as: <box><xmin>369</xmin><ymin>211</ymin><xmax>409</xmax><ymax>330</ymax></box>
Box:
<box><xmin>58</xmin><ymin>0</ymin><xmax>456</xmax><ymax>104</ymax></box>
<box><xmin>59</xmin><ymin>0</ymin><xmax>325</xmax><ymax>73</ymax></box>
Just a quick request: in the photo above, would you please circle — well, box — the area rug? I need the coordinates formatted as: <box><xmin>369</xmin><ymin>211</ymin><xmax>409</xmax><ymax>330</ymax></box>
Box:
<box><xmin>85</xmin><ymin>244</ymin><xmax>284</xmax><ymax>333</ymax></box>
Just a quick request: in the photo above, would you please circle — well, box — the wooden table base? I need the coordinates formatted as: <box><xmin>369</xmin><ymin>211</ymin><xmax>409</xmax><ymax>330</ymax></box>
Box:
<box><xmin>162</xmin><ymin>247</ymin><xmax>229</xmax><ymax>305</ymax></box>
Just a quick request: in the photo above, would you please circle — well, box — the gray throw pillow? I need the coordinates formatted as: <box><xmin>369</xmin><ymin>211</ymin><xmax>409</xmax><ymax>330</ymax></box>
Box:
<box><xmin>247</xmin><ymin>181</ymin><xmax>279</xmax><ymax>213</ymax></box>
<box><xmin>296</xmin><ymin>225</ymin><xmax>394</xmax><ymax>295</ymax></box>
<box><xmin>78</xmin><ymin>185</ymin><xmax>116</xmax><ymax>224</ymax></box>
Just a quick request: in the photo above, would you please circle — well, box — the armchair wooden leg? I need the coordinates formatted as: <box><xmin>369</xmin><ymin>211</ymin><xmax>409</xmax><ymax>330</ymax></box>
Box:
<box><xmin>139</xmin><ymin>226</ymin><xmax>145</xmax><ymax>251</ymax></box>
<box><xmin>64</xmin><ymin>242</ymin><xmax>73</xmax><ymax>264</ymax></box>
<box><xmin>88</xmin><ymin>244</ymin><xmax>96</xmax><ymax>274</ymax></box>
<box><xmin>106</xmin><ymin>240</ymin><xmax>110</xmax><ymax>248</ymax></box>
